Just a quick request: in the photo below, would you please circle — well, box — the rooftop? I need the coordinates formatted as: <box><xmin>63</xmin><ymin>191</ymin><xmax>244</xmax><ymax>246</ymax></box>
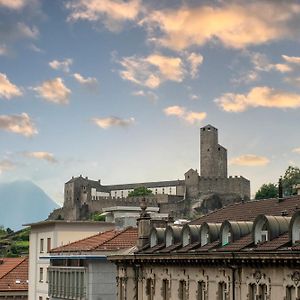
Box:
<box><xmin>0</xmin><ymin>257</ymin><xmax>28</xmax><ymax>292</ymax></box>
<box><xmin>51</xmin><ymin>227</ymin><xmax>138</xmax><ymax>253</ymax></box>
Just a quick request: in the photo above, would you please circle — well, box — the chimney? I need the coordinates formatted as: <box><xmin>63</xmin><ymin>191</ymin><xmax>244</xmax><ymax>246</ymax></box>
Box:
<box><xmin>278</xmin><ymin>177</ymin><xmax>283</xmax><ymax>199</ymax></box>
<box><xmin>137</xmin><ymin>198</ymin><xmax>151</xmax><ymax>249</ymax></box>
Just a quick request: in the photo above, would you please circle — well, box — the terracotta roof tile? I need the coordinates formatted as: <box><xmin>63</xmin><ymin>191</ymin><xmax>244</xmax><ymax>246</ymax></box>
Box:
<box><xmin>51</xmin><ymin>227</ymin><xmax>138</xmax><ymax>253</ymax></box>
<box><xmin>254</xmin><ymin>232</ymin><xmax>290</xmax><ymax>251</ymax></box>
<box><xmin>158</xmin><ymin>243</ymin><xmax>182</xmax><ymax>253</ymax></box>
<box><xmin>0</xmin><ymin>257</ymin><xmax>28</xmax><ymax>291</ymax></box>
<box><xmin>142</xmin><ymin>243</ymin><xmax>166</xmax><ymax>254</ymax></box>
<box><xmin>190</xmin><ymin>196</ymin><xmax>300</xmax><ymax>225</ymax></box>
<box><xmin>217</xmin><ymin>234</ymin><xmax>253</xmax><ymax>252</ymax></box>
<box><xmin>193</xmin><ymin>240</ymin><xmax>220</xmax><ymax>252</ymax></box>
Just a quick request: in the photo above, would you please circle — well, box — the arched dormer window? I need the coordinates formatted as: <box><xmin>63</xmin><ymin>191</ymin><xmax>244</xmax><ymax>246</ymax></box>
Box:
<box><xmin>220</xmin><ymin>220</ymin><xmax>253</xmax><ymax>246</ymax></box>
<box><xmin>200</xmin><ymin>222</ymin><xmax>221</xmax><ymax>246</ymax></box>
<box><xmin>289</xmin><ymin>211</ymin><xmax>300</xmax><ymax>244</ymax></box>
<box><xmin>165</xmin><ymin>226</ymin><xmax>183</xmax><ymax>247</ymax></box>
<box><xmin>253</xmin><ymin>215</ymin><xmax>291</xmax><ymax>244</ymax></box>
<box><xmin>181</xmin><ymin>225</ymin><xmax>201</xmax><ymax>247</ymax></box>
<box><xmin>150</xmin><ymin>228</ymin><xmax>165</xmax><ymax>248</ymax></box>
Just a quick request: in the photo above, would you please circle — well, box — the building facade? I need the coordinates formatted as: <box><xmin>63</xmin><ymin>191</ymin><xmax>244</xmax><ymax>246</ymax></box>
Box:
<box><xmin>49</xmin><ymin>125</ymin><xmax>250</xmax><ymax>221</ymax></box>
<box><xmin>27</xmin><ymin>220</ymin><xmax>114</xmax><ymax>300</ymax></box>
<box><xmin>47</xmin><ymin>227</ymin><xmax>138</xmax><ymax>300</ymax></box>
<box><xmin>110</xmin><ymin>195</ymin><xmax>300</xmax><ymax>300</ymax></box>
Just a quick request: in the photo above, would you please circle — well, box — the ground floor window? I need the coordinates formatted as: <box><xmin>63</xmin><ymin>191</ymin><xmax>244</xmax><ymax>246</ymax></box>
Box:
<box><xmin>179</xmin><ymin>280</ymin><xmax>187</xmax><ymax>300</ymax></box>
<box><xmin>198</xmin><ymin>280</ymin><xmax>206</xmax><ymax>300</ymax></box>
<box><xmin>162</xmin><ymin>279</ymin><xmax>169</xmax><ymax>300</ymax></box>
<box><xmin>218</xmin><ymin>282</ymin><xmax>227</xmax><ymax>300</ymax></box>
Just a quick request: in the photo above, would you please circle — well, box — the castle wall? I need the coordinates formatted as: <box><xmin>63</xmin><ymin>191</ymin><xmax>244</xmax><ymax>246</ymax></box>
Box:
<box><xmin>198</xmin><ymin>176</ymin><xmax>250</xmax><ymax>199</ymax></box>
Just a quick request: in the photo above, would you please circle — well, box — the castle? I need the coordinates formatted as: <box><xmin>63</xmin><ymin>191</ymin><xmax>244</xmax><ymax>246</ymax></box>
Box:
<box><xmin>49</xmin><ymin>125</ymin><xmax>250</xmax><ymax>220</ymax></box>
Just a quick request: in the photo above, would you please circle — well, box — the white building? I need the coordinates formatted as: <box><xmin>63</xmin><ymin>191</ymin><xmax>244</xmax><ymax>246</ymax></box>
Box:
<box><xmin>26</xmin><ymin>220</ymin><xmax>114</xmax><ymax>300</ymax></box>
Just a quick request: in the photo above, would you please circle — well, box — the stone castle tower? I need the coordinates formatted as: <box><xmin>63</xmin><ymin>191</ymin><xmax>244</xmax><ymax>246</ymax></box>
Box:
<box><xmin>200</xmin><ymin>124</ymin><xmax>227</xmax><ymax>178</ymax></box>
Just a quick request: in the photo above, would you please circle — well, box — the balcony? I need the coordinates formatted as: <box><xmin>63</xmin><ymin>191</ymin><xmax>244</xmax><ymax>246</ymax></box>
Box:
<box><xmin>48</xmin><ymin>266</ymin><xmax>87</xmax><ymax>299</ymax></box>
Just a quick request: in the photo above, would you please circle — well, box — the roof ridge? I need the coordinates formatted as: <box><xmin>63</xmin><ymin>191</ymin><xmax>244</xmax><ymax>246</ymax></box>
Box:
<box><xmin>51</xmin><ymin>229</ymin><xmax>116</xmax><ymax>252</ymax></box>
<box><xmin>93</xmin><ymin>227</ymin><xmax>134</xmax><ymax>250</ymax></box>
<box><xmin>0</xmin><ymin>257</ymin><xmax>28</xmax><ymax>280</ymax></box>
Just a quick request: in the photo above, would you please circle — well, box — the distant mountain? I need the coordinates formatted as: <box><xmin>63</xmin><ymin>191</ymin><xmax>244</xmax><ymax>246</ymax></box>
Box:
<box><xmin>0</xmin><ymin>180</ymin><xmax>59</xmax><ymax>230</ymax></box>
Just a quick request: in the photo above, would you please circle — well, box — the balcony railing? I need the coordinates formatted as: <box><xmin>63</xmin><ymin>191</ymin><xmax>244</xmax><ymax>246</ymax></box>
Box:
<box><xmin>48</xmin><ymin>266</ymin><xmax>87</xmax><ymax>300</ymax></box>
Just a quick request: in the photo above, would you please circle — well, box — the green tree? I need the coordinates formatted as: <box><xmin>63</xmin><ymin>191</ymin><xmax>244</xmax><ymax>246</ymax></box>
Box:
<box><xmin>90</xmin><ymin>212</ymin><xmax>106</xmax><ymax>221</ymax></box>
<box><xmin>282</xmin><ymin>166</ymin><xmax>300</xmax><ymax>196</ymax></box>
<box><xmin>128</xmin><ymin>186</ymin><xmax>153</xmax><ymax>197</ymax></box>
<box><xmin>255</xmin><ymin>183</ymin><xmax>278</xmax><ymax>200</ymax></box>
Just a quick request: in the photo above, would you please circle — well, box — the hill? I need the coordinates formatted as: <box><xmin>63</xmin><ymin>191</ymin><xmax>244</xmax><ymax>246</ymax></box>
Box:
<box><xmin>0</xmin><ymin>180</ymin><xmax>59</xmax><ymax>230</ymax></box>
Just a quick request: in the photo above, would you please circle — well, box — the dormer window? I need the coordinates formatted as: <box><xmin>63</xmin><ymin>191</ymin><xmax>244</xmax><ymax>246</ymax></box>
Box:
<box><xmin>150</xmin><ymin>231</ymin><xmax>158</xmax><ymax>247</ymax></box>
<box><xmin>222</xmin><ymin>225</ymin><xmax>231</xmax><ymax>246</ymax></box>
<box><xmin>291</xmin><ymin>212</ymin><xmax>300</xmax><ymax>244</ymax></box>
<box><xmin>166</xmin><ymin>230</ymin><xmax>173</xmax><ymax>247</ymax></box>
<box><xmin>182</xmin><ymin>229</ymin><xmax>190</xmax><ymax>247</ymax></box>
<box><xmin>254</xmin><ymin>215</ymin><xmax>290</xmax><ymax>245</ymax></box>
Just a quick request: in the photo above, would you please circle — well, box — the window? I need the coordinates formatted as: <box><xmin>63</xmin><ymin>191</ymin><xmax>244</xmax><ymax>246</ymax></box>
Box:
<box><xmin>218</xmin><ymin>282</ymin><xmax>227</xmax><ymax>300</ymax></box>
<box><xmin>47</xmin><ymin>238</ymin><xmax>51</xmax><ymax>253</ymax></box>
<box><xmin>248</xmin><ymin>283</ymin><xmax>256</xmax><ymax>300</ymax></box>
<box><xmin>198</xmin><ymin>281</ymin><xmax>206</xmax><ymax>300</ymax></box>
<box><xmin>179</xmin><ymin>280</ymin><xmax>187</xmax><ymax>300</ymax></box>
<box><xmin>39</xmin><ymin>267</ymin><xmax>43</xmax><ymax>282</ymax></box>
<box><xmin>286</xmin><ymin>286</ymin><xmax>295</xmax><ymax>300</ymax></box>
<box><xmin>146</xmin><ymin>278</ymin><xmax>154</xmax><ymax>300</ymax></box>
<box><xmin>162</xmin><ymin>279</ymin><xmax>169</xmax><ymax>300</ymax></box>
<box><xmin>261</xmin><ymin>230</ymin><xmax>268</xmax><ymax>242</ymax></box>
<box><xmin>119</xmin><ymin>277</ymin><xmax>126</xmax><ymax>300</ymax></box>
<box><xmin>39</xmin><ymin>297</ymin><xmax>42</xmax><ymax>300</ymax></box>
<box><xmin>40</xmin><ymin>238</ymin><xmax>44</xmax><ymax>253</ymax></box>
<box><xmin>258</xmin><ymin>284</ymin><xmax>267</xmax><ymax>300</ymax></box>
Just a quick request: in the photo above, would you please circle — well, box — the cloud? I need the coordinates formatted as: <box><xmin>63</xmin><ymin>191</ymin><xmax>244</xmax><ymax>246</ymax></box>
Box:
<box><xmin>73</xmin><ymin>73</ymin><xmax>98</xmax><ymax>89</ymax></box>
<box><xmin>23</xmin><ymin>151</ymin><xmax>57</xmax><ymax>163</ymax></box>
<box><xmin>49</xmin><ymin>58</ymin><xmax>73</xmax><ymax>73</ymax></box>
<box><xmin>0</xmin><ymin>113</ymin><xmax>38</xmax><ymax>137</ymax></box>
<box><xmin>186</xmin><ymin>52</ymin><xmax>203</xmax><ymax>78</ymax></box>
<box><xmin>141</xmin><ymin>2</ymin><xmax>300</xmax><ymax>50</ymax></box>
<box><xmin>215</xmin><ymin>86</ymin><xmax>300</xmax><ymax>112</ymax></box>
<box><xmin>0</xmin><ymin>44</ymin><xmax>8</xmax><ymax>55</ymax></box>
<box><xmin>292</xmin><ymin>148</ymin><xmax>300</xmax><ymax>154</ymax></box>
<box><xmin>33</xmin><ymin>78</ymin><xmax>71</xmax><ymax>104</ymax></box>
<box><xmin>164</xmin><ymin>105</ymin><xmax>206</xmax><ymax>124</ymax></box>
<box><xmin>66</xmin><ymin>0</ymin><xmax>141</xmax><ymax>31</ymax></box>
<box><xmin>249</xmin><ymin>52</ymin><xmax>292</xmax><ymax>73</ymax></box>
<box><xmin>230</xmin><ymin>154</ymin><xmax>270</xmax><ymax>166</ymax></box>
<box><xmin>0</xmin><ymin>160</ymin><xmax>15</xmax><ymax>174</ymax></box>
<box><xmin>14</xmin><ymin>22</ymin><xmax>39</xmax><ymax>39</ymax></box>
<box><xmin>132</xmin><ymin>90</ymin><xmax>158</xmax><ymax>103</ymax></box>
<box><xmin>92</xmin><ymin>116</ymin><xmax>135</xmax><ymax>129</ymax></box>
<box><xmin>29</xmin><ymin>44</ymin><xmax>44</xmax><ymax>53</ymax></box>
<box><xmin>0</xmin><ymin>0</ymin><xmax>27</xmax><ymax>10</ymax></box>
<box><xmin>0</xmin><ymin>73</ymin><xmax>22</xmax><ymax>99</ymax></box>
<box><xmin>119</xmin><ymin>53</ymin><xmax>185</xmax><ymax>89</ymax></box>
<box><xmin>282</xmin><ymin>55</ymin><xmax>300</xmax><ymax>65</ymax></box>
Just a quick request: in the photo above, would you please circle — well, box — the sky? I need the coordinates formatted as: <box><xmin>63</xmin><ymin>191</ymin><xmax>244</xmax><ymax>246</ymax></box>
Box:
<box><xmin>1</xmin><ymin>0</ymin><xmax>300</xmax><ymax>205</ymax></box>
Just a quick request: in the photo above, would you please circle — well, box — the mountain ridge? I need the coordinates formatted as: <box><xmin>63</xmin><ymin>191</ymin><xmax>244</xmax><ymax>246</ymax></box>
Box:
<box><xmin>0</xmin><ymin>180</ymin><xmax>59</xmax><ymax>230</ymax></box>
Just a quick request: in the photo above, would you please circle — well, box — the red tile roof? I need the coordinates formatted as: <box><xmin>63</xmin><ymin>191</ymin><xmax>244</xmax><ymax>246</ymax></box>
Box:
<box><xmin>0</xmin><ymin>257</ymin><xmax>28</xmax><ymax>291</ymax></box>
<box><xmin>254</xmin><ymin>232</ymin><xmax>290</xmax><ymax>251</ymax></box>
<box><xmin>190</xmin><ymin>196</ymin><xmax>300</xmax><ymax>225</ymax></box>
<box><xmin>51</xmin><ymin>227</ymin><xmax>138</xmax><ymax>253</ymax></box>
